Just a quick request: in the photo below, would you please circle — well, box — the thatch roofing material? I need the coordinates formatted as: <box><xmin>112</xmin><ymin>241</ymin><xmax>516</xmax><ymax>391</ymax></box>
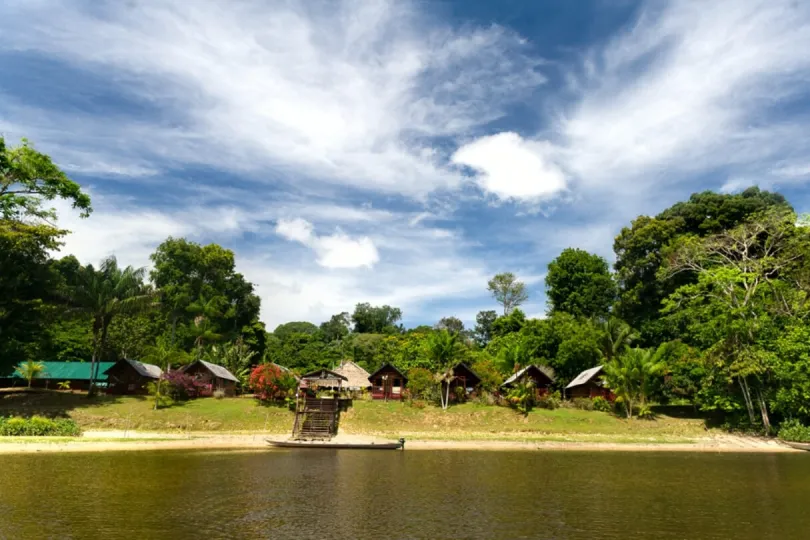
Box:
<box><xmin>566</xmin><ymin>365</ymin><xmax>604</xmax><ymax>389</ymax></box>
<box><xmin>334</xmin><ymin>361</ymin><xmax>372</xmax><ymax>390</ymax></box>
<box><xmin>502</xmin><ymin>364</ymin><xmax>556</xmax><ymax>387</ymax></box>
<box><xmin>300</xmin><ymin>368</ymin><xmax>348</xmax><ymax>388</ymax></box>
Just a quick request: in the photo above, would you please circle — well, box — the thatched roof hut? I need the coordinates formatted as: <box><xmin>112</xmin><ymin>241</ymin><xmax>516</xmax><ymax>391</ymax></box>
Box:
<box><xmin>104</xmin><ymin>358</ymin><xmax>162</xmax><ymax>394</ymax></box>
<box><xmin>300</xmin><ymin>368</ymin><xmax>348</xmax><ymax>389</ymax></box>
<box><xmin>501</xmin><ymin>365</ymin><xmax>556</xmax><ymax>397</ymax></box>
<box><xmin>183</xmin><ymin>360</ymin><xmax>240</xmax><ymax>396</ymax></box>
<box><xmin>334</xmin><ymin>361</ymin><xmax>372</xmax><ymax>390</ymax></box>
<box><xmin>565</xmin><ymin>365</ymin><xmax>612</xmax><ymax>399</ymax></box>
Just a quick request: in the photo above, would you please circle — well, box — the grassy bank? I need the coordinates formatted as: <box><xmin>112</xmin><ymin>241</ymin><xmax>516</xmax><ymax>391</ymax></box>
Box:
<box><xmin>0</xmin><ymin>390</ymin><xmax>711</xmax><ymax>442</ymax></box>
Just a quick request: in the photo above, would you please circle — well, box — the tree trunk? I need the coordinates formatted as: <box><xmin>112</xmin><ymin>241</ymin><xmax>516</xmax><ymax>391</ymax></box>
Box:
<box><xmin>739</xmin><ymin>378</ymin><xmax>756</xmax><ymax>425</ymax></box>
<box><xmin>626</xmin><ymin>398</ymin><xmax>633</xmax><ymax>419</ymax></box>
<box><xmin>88</xmin><ymin>326</ymin><xmax>100</xmax><ymax>398</ymax></box>
<box><xmin>756</xmin><ymin>387</ymin><xmax>771</xmax><ymax>434</ymax></box>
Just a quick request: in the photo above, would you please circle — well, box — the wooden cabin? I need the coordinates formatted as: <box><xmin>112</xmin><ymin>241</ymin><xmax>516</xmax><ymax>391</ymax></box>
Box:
<box><xmin>9</xmin><ymin>361</ymin><xmax>116</xmax><ymax>391</ymax></box>
<box><xmin>182</xmin><ymin>360</ymin><xmax>239</xmax><ymax>397</ymax></box>
<box><xmin>104</xmin><ymin>359</ymin><xmax>162</xmax><ymax>395</ymax></box>
<box><xmin>300</xmin><ymin>369</ymin><xmax>348</xmax><ymax>393</ymax></box>
<box><xmin>500</xmin><ymin>364</ymin><xmax>556</xmax><ymax>398</ymax></box>
<box><xmin>448</xmin><ymin>362</ymin><xmax>482</xmax><ymax>399</ymax></box>
<box><xmin>368</xmin><ymin>363</ymin><xmax>408</xmax><ymax>400</ymax></box>
<box><xmin>565</xmin><ymin>365</ymin><xmax>613</xmax><ymax>400</ymax></box>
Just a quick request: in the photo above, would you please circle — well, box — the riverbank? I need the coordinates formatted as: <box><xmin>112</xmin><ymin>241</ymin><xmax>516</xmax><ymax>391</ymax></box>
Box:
<box><xmin>0</xmin><ymin>391</ymin><xmax>799</xmax><ymax>453</ymax></box>
<box><xmin>0</xmin><ymin>430</ymin><xmax>798</xmax><ymax>454</ymax></box>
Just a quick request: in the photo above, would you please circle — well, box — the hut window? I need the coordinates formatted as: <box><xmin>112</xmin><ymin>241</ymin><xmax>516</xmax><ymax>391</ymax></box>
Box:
<box><xmin>393</xmin><ymin>378</ymin><xmax>401</xmax><ymax>387</ymax></box>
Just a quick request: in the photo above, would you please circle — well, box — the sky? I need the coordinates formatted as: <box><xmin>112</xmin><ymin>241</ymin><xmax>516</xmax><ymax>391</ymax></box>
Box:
<box><xmin>2</xmin><ymin>0</ymin><xmax>810</xmax><ymax>330</ymax></box>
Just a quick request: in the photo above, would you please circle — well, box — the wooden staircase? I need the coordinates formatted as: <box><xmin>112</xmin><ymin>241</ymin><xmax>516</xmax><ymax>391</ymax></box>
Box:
<box><xmin>292</xmin><ymin>396</ymin><xmax>340</xmax><ymax>440</ymax></box>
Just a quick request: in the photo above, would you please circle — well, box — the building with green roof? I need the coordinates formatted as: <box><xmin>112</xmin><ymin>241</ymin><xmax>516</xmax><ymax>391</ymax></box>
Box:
<box><xmin>10</xmin><ymin>361</ymin><xmax>116</xmax><ymax>390</ymax></box>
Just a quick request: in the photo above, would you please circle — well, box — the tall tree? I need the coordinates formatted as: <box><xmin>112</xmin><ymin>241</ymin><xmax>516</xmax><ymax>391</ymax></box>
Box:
<box><xmin>319</xmin><ymin>312</ymin><xmax>351</xmax><ymax>342</ymax></box>
<box><xmin>69</xmin><ymin>256</ymin><xmax>153</xmax><ymax>395</ymax></box>
<box><xmin>436</xmin><ymin>316</ymin><xmax>464</xmax><ymax>335</ymax></box>
<box><xmin>545</xmin><ymin>248</ymin><xmax>616</xmax><ymax>319</ymax></box>
<box><xmin>614</xmin><ymin>188</ymin><xmax>791</xmax><ymax>344</ymax></box>
<box><xmin>487</xmin><ymin>272</ymin><xmax>529</xmax><ymax>315</ymax></box>
<box><xmin>351</xmin><ymin>303</ymin><xmax>402</xmax><ymax>334</ymax></box>
<box><xmin>603</xmin><ymin>346</ymin><xmax>666</xmax><ymax>419</ymax></box>
<box><xmin>0</xmin><ymin>137</ymin><xmax>92</xmax><ymax>221</ymax></box>
<box><xmin>597</xmin><ymin>318</ymin><xmax>637</xmax><ymax>363</ymax></box>
<box><xmin>426</xmin><ymin>330</ymin><xmax>459</xmax><ymax>410</ymax></box>
<box><xmin>473</xmin><ymin>310</ymin><xmax>497</xmax><ymax>347</ymax></box>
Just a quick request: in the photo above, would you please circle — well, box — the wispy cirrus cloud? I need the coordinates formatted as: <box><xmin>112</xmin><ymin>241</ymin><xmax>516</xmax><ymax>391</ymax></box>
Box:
<box><xmin>0</xmin><ymin>0</ymin><xmax>545</xmax><ymax>199</ymax></box>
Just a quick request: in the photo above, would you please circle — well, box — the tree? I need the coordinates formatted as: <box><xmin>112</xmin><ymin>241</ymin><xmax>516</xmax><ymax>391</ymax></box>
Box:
<box><xmin>14</xmin><ymin>360</ymin><xmax>46</xmax><ymax>388</ymax></box>
<box><xmin>273</xmin><ymin>321</ymin><xmax>318</xmax><ymax>342</ymax></box>
<box><xmin>187</xmin><ymin>294</ymin><xmax>223</xmax><ymax>359</ymax></box>
<box><xmin>614</xmin><ymin>188</ymin><xmax>791</xmax><ymax>344</ymax></box>
<box><xmin>487</xmin><ymin>272</ymin><xmax>529</xmax><ymax>315</ymax></box>
<box><xmin>249</xmin><ymin>364</ymin><xmax>298</xmax><ymax>402</ymax></box>
<box><xmin>436</xmin><ymin>316</ymin><xmax>464</xmax><ymax>335</ymax></box>
<box><xmin>597</xmin><ymin>318</ymin><xmax>637</xmax><ymax>362</ymax></box>
<box><xmin>351</xmin><ymin>303</ymin><xmax>402</xmax><ymax>334</ymax></box>
<box><xmin>473</xmin><ymin>310</ymin><xmax>497</xmax><ymax>347</ymax></box>
<box><xmin>602</xmin><ymin>346</ymin><xmax>666</xmax><ymax>418</ymax></box>
<box><xmin>205</xmin><ymin>337</ymin><xmax>256</xmax><ymax>389</ymax></box>
<box><xmin>426</xmin><ymin>330</ymin><xmax>459</xmax><ymax>410</ymax></box>
<box><xmin>319</xmin><ymin>312</ymin><xmax>351</xmax><ymax>342</ymax></box>
<box><xmin>142</xmin><ymin>337</ymin><xmax>189</xmax><ymax>409</ymax></box>
<box><xmin>69</xmin><ymin>256</ymin><xmax>153</xmax><ymax>395</ymax></box>
<box><xmin>663</xmin><ymin>207</ymin><xmax>808</xmax><ymax>431</ymax></box>
<box><xmin>1</xmin><ymin>137</ymin><xmax>92</xmax><ymax>221</ymax></box>
<box><xmin>545</xmin><ymin>248</ymin><xmax>616</xmax><ymax>318</ymax></box>
<box><xmin>491</xmin><ymin>308</ymin><xmax>526</xmax><ymax>338</ymax></box>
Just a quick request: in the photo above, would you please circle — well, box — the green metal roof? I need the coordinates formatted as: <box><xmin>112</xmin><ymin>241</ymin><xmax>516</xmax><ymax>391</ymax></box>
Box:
<box><xmin>14</xmin><ymin>362</ymin><xmax>116</xmax><ymax>381</ymax></box>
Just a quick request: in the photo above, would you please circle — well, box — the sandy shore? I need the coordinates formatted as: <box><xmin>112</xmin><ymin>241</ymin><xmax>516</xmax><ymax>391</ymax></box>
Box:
<box><xmin>0</xmin><ymin>431</ymin><xmax>801</xmax><ymax>454</ymax></box>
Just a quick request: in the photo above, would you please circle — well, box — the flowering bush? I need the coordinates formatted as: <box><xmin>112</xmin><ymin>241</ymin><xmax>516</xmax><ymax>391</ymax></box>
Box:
<box><xmin>161</xmin><ymin>370</ymin><xmax>209</xmax><ymax>400</ymax></box>
<box><xmin>249</xmin><ymin>364</ymin><xmax>298</xmax><ymax>402</ymax></box>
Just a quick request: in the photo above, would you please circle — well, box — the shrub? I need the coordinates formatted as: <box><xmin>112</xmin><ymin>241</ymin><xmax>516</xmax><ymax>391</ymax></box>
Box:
<box><xmin>213</xmin><ymin>389</ymin><xmax>226</xmax><ymax>399</ymax></box>
<box><xmin>591</xmin><ymin>396</ymin><xmax>612</xmax><ymax>412</ymax></box>
<box><xmin>250</xmin><ymin>364</ymin><xmax>298</xmax><ymax>402</ymax></box>
<box><xmin>571</xmin><ymin>398</ymin><xmax>594</xmax><ymax>411</ymax></box>
<box><xmin>637</xmin><ymin>404</ymin><xmax>656</xmax><ymax>420</ymax></box>
<box><xmin>506</xmin><ymin>381</ymin><xmax>535</xmax><ymax>415</ymax></box>
<box><xmin>406</xmin><ymin>368</ymin><xmax>436</xmax><ymax>400</ymax></box>
<box><xmin>778</xmin><ymin>419</ymin><xmax>810</xmax><ymax>443</ymax></box>
<box><xmin>162</xmin><ymin>370</ymin><xmax>209</xmax><ymax>400</ymax></box>
<box><xmin>0</xmin><ymin>416</ymin><xmax>81</xmax><ymax>437</ymax></box>
<box><xmin>472</xmin><ymin>391</ymin><xmax>498</xmax><ymax>406</ymax></box>
<box><xmin>537</xmin><ymin>391</ymin><xmax>562</xmax><ymax>410</ymax></box>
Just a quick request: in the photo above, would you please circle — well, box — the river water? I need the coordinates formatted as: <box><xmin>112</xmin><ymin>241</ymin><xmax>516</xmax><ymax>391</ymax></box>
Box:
<box><xmin>0</xmin><ymin>450</ymin><xmax>808</xmax><ymax>539</ymax></box>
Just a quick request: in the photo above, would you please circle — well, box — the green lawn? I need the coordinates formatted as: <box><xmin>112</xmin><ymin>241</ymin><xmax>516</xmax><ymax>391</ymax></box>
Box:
<box><xmin>0</xmin><ymin>391</ymin><xmax>711</xmax><ymax>441</ymax></box>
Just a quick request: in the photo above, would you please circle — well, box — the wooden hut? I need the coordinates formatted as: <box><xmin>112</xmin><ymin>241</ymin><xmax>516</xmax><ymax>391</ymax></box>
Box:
<box><xmin>448</xmin><ymin>362</ymin><xmax>482</xmax><ymax>398</ymax></box>
<box><xmin>10</xmin><ymin>361</ymin><xmax>116</xmax><ymax>391</ymax></box>
<box><xmin>182</xmin><ymin>360</ymin><xmax>240</xmax><ymax>397</ymax></box>
<box><xmin>368</xmin><ymin>363</ymin><xmax>408</xmax><ymax>400</ymax></box>
<box><xmin>104</xmin><ymin>359</ymin><xmax>162</xmax><ymax>395</ymax></box>
<box><xmin>565</xmin><ymin>365</ymin><xmax>613</xmax><ymax>400</ymax></box>
<box><xmin>300</xmin><ymin>369</ymin><xmax>348</xmax><ymax>392</ymax></box>
<box><xmin>501</xmin><ymin>364</ymin><xmax>556</xmax><ymax>397</ymax></box>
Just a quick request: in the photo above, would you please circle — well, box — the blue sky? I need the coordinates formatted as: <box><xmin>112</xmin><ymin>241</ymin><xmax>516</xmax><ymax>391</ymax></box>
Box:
<box><xmin>2</xmin><ymin>0</ymin><xmax>810</xmax><ymax>330</ymax></box>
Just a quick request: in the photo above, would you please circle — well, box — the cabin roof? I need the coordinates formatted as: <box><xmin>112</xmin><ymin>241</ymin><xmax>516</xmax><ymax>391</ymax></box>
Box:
<box><xmin>300</xmin><ymin>368</ymin><xmax>348</xmax><ymax>388</ymax></box>
<box><xmin>15</xmin><ymin>361</ymin><xmax>116</xmax><ymax>381</ymax></box>
<box><xmin>104</xmin><ymin>358</ymin><xmax>162</xmax><ymax>379</ymax></box>
<box><xmin>566</xmin><ymin>365</ymin><xmax>604</xmax><ymax>389</ymax></box>
<box><xmin>368</xmin><ymin>363</ymin><xmax>408</xmax><ymax>381</ymax></box>
<box><xmin>334</xmin><ymin>361</ymin><xmax>372</xmax><ymax>389</ymax></box>
<box><xmin>452</xmin><ymin>362</ymin><xmax>482</xmax><ymax>385</ymax></box>
<box><xmin>501</xmin><ymin>364</ymin><xmax>556</xmax><ymax>387</ymax></box>
<box><xmin>185</xmin><ymin>360</ymin><xmax>240</xmax><ymax>383</ymax></box>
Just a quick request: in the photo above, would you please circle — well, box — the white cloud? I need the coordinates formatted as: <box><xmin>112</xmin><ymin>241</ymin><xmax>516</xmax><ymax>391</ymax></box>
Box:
<box><xmin>275</xmin><ymin>218</ymin><xmax>379</xmax><ymax>269</ymax></box>
<box><xmin>0</xmin><ymin>0</ymin><xmax>545</xmax><ymax>198</ymax></box>
<box><xmin>452</xmin><ymin>132</ymin><xmax>567</xmax><ymax>201</ymax></box>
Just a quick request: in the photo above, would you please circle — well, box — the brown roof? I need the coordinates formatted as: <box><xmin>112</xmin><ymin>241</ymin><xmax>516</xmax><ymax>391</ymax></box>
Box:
<box><xmin>501</xmin><ymin>364</ymin><xmax>556</xmax><ymax>387</ymax></box>
<box><xmin>368</xmin><ymin>363</ymin><xmax>408</xmax><ymax>382</ymax></box>
<box><xmin>334</xmin><ymin>361</ymin><xmax>372</xmax><ymax>390</ymax></box>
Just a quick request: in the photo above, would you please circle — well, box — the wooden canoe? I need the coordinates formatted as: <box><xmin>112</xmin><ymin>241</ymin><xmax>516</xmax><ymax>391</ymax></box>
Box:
<box><xmin>267</xmin><ymin>439</ymin><xmax>403</xmax><ymax>450</ymax></box>
<box><xmin>782</xmin><ymin>440</ymin><xmax>810</xmax><ymax>451</ymax></box>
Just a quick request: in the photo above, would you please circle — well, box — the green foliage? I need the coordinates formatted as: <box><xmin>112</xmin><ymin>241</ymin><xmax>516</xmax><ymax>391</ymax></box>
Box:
<box><xmin>506</xmin><ymin>380</ymin><xmax>535</xmax><ymax>415</ymax></box>
<box><xmin>591</xmin><ymin>396</ymin><xmax>612</xmax><ymax>412</ymax></box>
<box><xmin>0</xmin><ymin>416</ymin><xmax>81</xmax><ymax>437</ymax></box>
<box><xmin>537</xmin><ymin>391</ymin><xmax>562</xmax><ymax>410</ymax></box>
<box><xmin>473</xmin><ymin>310</ymin><xmax>497</xmax><ymax>347</ymax></box>
<box><xmin>13</xmin><ymin>360</ymin><xmax>46</xmax><ymax>387</ymax></box>
<box><xmin>470</xmin><ymin>357</ymin><xmax>504</xmax><ymax>392</ymax></box>
<box><xmin>0</xmin><ymin>136</ymin><xmax>92</xmax><ymax>221</ymax></box>
<box><xmin>487</xmin><ymin>272</ymin><xmax>529</xmax><ymax>315</ymax></box>
<box><xmin>777</xmin><ymin>419</ymin><xmax>810</xmax><ymax>443</ymax></box>
<box><xmin>603</xmin><ymin>346</ymin><xmax>666</xmax><ymax>419</ymax></box>
<box><xmin>436</xmin><ymin>316</ymin><xmax>464</xmax><ymax>334</ymax></box>
<box><xmin>491</xmin><ymin>308</ymin><xmax>526</xmax><ymax>338</ymax></box>
<box><xmin>57</xmin><ymin>381</ymin><xmax>71</xmax><ymax>390</ymax></box>
<box><xmin>319</xmin><ymin>312</ymin><xmax>351</xmax><ymax>342</ymax></box>
<box><xmin>545</xmin><ymin>248</ymin><xmax>616</xmax><ymax>319</ymax></box>
<box><xmin>351</xmin><ymin>303</ymin><xmax>402</xmax><ymax>334</ymax></box>
<box><xmin>405</xmin><ymin>367</ymin><xmax>437</xmax><ymax>401</ymax></box>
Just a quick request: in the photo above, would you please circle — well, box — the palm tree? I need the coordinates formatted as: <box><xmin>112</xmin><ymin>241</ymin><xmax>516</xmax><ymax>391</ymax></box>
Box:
<box><xmin>597</xmin><ymin>318</ymin><xmax>637</xmax><ymax>362</ymax></box>
<box><xmin>602</xmin><ymin>346</ymin><xmax>666</xmax><ymax>418</ymax></box>
<box><xmin>187</xmin><ymin>294</ymin><xmax>223</xmax><ymax>359</ymax></box>
<box><xmin>14</xmin><ymin>360</ymin><xmax>46</xmax><ymax>388</ymax></box>
<box><xmin>427</xmin><ymin>330</ymin><xmax>459</xmax><ymax>410</ymax></box>
<box><xmin>70</xmin><ymin>256</ymin><xmax>154</xmax><ymax>396</ymax></box>
<box><xmin>142</xmin><ymin>337</ymin><xmax>189</xmax><ymax>409</ymax></box>
<box><xmin>497</xmin><ymin>338</ymin><xmax>536</xmax><ymax>374</ymax></box>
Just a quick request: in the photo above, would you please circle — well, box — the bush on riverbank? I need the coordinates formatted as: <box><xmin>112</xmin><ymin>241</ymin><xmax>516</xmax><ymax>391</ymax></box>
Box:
<box><xmin>0</xmin><ymin>416</ymin><xmax>81</xmax><ymax>436</ymax></box>
<box><xmin>778</xmin><ymin>419</ymin><xmax>810</xmax><ymax>443</ymax></box>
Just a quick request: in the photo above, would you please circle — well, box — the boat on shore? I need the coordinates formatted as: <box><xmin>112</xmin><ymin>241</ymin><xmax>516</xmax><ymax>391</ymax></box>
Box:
<box><xmin>781</xmin><ymin>440</ymin><xmax>810</xmax><ymax>451</ymax></box>
<box><xmin>267</xmin><ymin>438</ymin><xmax>404</xmax><ymax>450</ymax></box>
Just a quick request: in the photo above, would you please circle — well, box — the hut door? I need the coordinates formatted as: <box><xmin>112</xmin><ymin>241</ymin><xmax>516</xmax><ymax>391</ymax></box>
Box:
<box><xmin>383</xmin><ymin>376</ymin><xmax>393</xmax><ymax>399</ymax></box>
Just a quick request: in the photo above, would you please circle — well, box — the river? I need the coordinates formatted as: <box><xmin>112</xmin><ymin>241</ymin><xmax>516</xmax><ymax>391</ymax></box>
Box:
<box><xmin>0</xmin><ymin>450</ymin><xmax>808</xmax><ymax>539</ymax></box>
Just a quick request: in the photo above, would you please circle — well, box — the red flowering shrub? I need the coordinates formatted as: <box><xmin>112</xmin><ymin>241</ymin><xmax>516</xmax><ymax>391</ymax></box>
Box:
<box><xmin>162</xmin><ymin>370</ymin><xmax>209</xmax><ymax>400</ymax></box>
<box><xmin>250</xmin><ymin>364</ymin><xmax>298</xmax><ymax>402</ymax></box>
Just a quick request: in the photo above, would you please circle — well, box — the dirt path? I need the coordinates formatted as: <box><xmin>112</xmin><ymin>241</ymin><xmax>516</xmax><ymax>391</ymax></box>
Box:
<box><xmin>0</xmin><ymin>431</ymin><xmax>800</xmax><ymax>454</ymax></box>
